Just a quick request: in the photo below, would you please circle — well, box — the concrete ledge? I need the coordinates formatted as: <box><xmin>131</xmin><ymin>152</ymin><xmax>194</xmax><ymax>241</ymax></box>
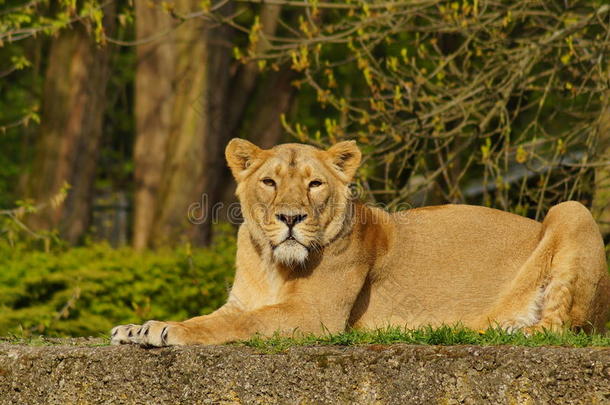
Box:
<box><xmin>1</xmin><ymin>340</ymin><xmax>609</xmax><ymax>404</ymax></box>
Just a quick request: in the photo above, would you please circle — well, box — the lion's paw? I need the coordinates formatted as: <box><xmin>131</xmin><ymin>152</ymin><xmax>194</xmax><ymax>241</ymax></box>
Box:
<box><xmin>499</xmin><ymin>321</ymin><xmax>523</xmax><ymax>334</ymax></box>
<box><xmin>110</xmin><ymin>323</ymin><xmax>141</xmax><ymax>345</ymax></box>
<box><xmin>111</xmin><ymin>321</ymin><xmax>184</xmax><ymax>347</ymax></box>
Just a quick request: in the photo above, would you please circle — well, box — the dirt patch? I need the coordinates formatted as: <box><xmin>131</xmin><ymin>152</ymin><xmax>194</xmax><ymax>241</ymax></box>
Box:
<box><xmin>0</xmin><ymin>340</ymin><xmax>609</xmax><ymax>404</ymax></box>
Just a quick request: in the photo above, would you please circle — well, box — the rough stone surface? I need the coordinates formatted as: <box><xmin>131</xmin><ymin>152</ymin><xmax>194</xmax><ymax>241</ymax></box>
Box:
<box><xmin>0</xmin><ymin>340</ymin><xmax>609</xmax><ymax>404</ymax></box>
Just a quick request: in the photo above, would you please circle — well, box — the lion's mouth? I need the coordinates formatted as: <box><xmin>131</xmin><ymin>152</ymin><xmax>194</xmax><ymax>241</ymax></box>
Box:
<box><xmin>273</xmin><ymin>234</ymin><xmax>307</xmax><ymax>249</ymax></box>
<box><xmin>282</xmin><ymin>237</ymin><xmax>303</xmax><ymax>246</ymax></box>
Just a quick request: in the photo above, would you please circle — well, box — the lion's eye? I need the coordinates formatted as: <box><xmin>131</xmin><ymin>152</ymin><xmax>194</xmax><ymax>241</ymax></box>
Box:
<box><xmin>262</xmin><ymin>178</ymin><xmax>276</xmax><ymax>187</ymax></box>
<box><xmin>309</xmin><ymin>180</ymin><xmax>323</xmax><ymax>188</ymax></box>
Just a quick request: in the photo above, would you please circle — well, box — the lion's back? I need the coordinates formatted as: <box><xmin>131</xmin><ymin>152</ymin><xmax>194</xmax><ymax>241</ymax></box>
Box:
<box><xmin>393</xmin><ymin>204</ymin><xmax>542</xmax><ymax>252</ymax></box>
<box><xmin>391</xmin><ymin>204</ymin><xmax>542</xmax><ymax>284</ymax></box>
<box><xmin>357</xmin><ymin>204</ymin><xmax>543</xmax><ymax>328</ymax></box>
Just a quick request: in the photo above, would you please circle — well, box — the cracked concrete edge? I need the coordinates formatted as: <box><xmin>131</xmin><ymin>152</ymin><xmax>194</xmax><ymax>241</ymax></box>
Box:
<box><xmin>0</xmin><ymin>341</ymin><xmax>609</xmax><ymax>404</ymax></box>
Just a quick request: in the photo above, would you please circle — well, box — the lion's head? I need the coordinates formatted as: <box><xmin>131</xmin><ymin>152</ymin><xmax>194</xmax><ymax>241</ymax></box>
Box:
<box><xmin>225</xmin><ymin>139</ymin><xmax>361</xmax><ymax>266</ymax></box>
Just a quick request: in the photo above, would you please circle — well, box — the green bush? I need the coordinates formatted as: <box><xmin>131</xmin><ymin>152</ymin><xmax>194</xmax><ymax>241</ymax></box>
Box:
<box><xmin>0</xmin><ymin>226</ymin><xmax>236</xmax><ymax>337</ymax></box>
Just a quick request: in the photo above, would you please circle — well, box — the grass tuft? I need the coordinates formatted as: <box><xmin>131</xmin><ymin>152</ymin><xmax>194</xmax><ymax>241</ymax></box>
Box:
<box><xmin>239</xmin><ymin>325</ymin><xmax>610</xmax><ymax>353</ymax></box>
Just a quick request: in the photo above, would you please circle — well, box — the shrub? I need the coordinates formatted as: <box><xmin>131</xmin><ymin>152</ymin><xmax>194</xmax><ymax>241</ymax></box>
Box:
<box><xmin>0</xmin><ymin>226</ymin><xmax>236</xmax><ymax>337</ymax></box>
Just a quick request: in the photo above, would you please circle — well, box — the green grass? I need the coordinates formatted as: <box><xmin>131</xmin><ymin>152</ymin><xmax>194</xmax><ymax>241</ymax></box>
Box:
<box><xmin>239</xmin><ymin>325</ymin><xmax>610</xmax><ymax>353</ymax></box>
<box><xmin>2</xmin><ymin>325</ymin><xmax>609</xmax><ymax>350</ymax></box>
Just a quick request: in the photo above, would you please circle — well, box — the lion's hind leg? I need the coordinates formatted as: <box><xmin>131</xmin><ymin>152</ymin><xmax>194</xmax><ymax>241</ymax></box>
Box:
<box><xmin>526</xmin><ymin>201</ymin><xmax>608</xmax><ymax>333</ymax></box>
<box><xmin>533</xmin><ymin>202</ymin><xmax>609</xmax><ymax>332</ymax></box>
<box><xmin>483</xmin><ymin>201</ymin><xmax>609</xmax><ymax>334</ymax></box>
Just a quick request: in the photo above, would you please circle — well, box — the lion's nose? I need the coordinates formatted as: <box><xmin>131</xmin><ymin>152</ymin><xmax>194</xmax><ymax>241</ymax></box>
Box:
<box><xmin>276</xmin><ymin>213</ymin><xmax>307</xmax><ymax>227</ymax></box>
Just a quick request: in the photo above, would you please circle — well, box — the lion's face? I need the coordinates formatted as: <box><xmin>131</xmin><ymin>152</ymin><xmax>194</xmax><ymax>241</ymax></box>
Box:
<box><xmin>226</xmin><ymin>139</ymin><xmax>361</xmax><ymax>266</ymax></box>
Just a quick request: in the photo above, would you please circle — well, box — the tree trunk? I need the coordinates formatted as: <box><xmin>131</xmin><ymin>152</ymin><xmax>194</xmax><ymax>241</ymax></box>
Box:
<box><xmin>149</xmin><ymin>0</ymin><xmax>213</xmax><ymax>247</ymax></box>
<box><xmin>193</xmin><ymin>8</ymin><xmax>236</xmax><ymax>245</ymax></box>
<box><xmin>135</xmin><ymin>2</ymin><xmax>296</xmax><ymax>247</ymax></box>
<box><xmin>20</xmin><ymin>14</ymin><xmax>114</xmax><ymax>244</ymax></box>
<box><xmin>248</xmin><ymin>68</ymin><xmax>296</xmax><ymax>149</ymax></box>
<box><xmin>592</xmin><ymin>92</ymin><xmax>610</xmax><ymax>239</ymax></box>
<box><xmin>224</xmin><ymin>4</ymin><xmax>282</xmax><ymax>138</ymax></box>
<box><xmin>132</xmin><ymin>0</ymin><xmax>175</xmax><ymax>250</ymax></box>
<box><xmin>213</xmin><ymin>4</ymin><xmax>294</xmax><ymax>210</ymax></box>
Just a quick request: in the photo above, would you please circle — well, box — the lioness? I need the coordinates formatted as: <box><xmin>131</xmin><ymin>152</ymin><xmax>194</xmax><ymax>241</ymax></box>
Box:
<box><xmin>112</xmin><ymin>139</ymin><xmax>610</xmax><ymax>346</ymax></box>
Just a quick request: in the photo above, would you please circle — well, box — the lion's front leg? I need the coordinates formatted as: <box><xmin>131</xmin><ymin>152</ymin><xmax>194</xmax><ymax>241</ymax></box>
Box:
<box><xmin>110</xmin><ymin>305</ymin><xmax>246</xmax><ymax>347</ymax></box>
<box><xmin>111</xmin><ymin>300</ymin><xmax>351</xmax><ymax>347</ymax></box>
<box><xmin>111</xmin><ymin>320</ymin><xmax>190</xmax><ymax>346</ymax></box>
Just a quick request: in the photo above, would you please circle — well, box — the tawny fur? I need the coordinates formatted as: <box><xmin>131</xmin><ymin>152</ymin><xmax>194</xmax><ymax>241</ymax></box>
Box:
<box><xmin>111</xmin><ymin>140</ymin><xmax>610</xmax><ymax>346</ymax></box>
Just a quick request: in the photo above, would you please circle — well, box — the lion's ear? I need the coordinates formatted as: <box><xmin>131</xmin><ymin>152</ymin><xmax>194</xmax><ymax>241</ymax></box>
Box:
<box><xmin>225</xmin><ymin>138</ymin><xmax>262</xmax><ymax>180</ymax></box>
<box><xmin>326</xmin><ymin>140</ymin><xmax>361</xmax><ymax>181</ymax></box>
